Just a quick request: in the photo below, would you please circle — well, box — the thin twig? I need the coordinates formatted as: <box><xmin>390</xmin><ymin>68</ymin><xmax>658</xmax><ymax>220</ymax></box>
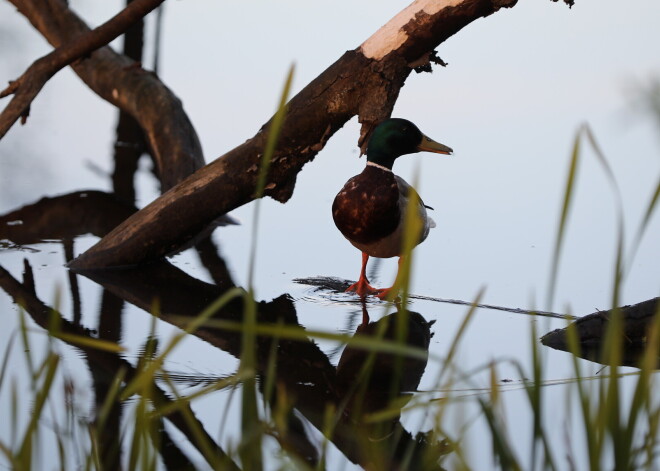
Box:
<box><xmin>0</xmin><ymin>0</ymin><xmax>164</xmax><ymax>139</ymax></box>
<box><xmin>294</xmin><ymin>276</ymin><xmax>574</xmax><ymax>320</ymax></box>
<box><xmin>408</xmin><ymin>292</ymin><xmax>574</xmax><ymax>320</ymax></box>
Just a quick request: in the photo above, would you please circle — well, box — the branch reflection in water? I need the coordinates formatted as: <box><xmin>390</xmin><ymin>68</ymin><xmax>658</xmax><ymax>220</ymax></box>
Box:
<box><xmin>0</xmin><ymin>190</ymin><xmax>449</xmax><ymax>470</ymax></box>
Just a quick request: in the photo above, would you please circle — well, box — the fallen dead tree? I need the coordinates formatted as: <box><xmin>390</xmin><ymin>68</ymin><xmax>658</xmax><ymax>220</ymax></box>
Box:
<box><xmin>541</xmin><ymin>297</ymin><xmax>660</xmax><ymax>368</ymax></box>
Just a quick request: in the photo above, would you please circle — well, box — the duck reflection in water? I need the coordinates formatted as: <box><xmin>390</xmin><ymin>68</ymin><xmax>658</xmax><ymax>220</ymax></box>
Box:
<box><xmin>337</xmin><ymin>302</ymin><xmax>435</xmax><ymax>427</ymax></box>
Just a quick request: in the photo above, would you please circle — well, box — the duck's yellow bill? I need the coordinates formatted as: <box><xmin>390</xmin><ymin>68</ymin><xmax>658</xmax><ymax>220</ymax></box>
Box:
<box><xmin>418</xmin><ymin>135</ymin><xmax>453</xmax><ymax>155</ymax></box>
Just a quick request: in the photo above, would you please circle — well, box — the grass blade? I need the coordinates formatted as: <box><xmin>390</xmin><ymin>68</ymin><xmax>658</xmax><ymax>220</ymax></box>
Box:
<box><xmin>547</xmin><ymin>127</ymin><xmax>581</xmax><ymax>309</ymax></box>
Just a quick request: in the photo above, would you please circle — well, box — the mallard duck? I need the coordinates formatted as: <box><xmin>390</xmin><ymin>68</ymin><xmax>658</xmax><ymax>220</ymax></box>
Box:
<box><xmin>332</xmin><ymin>118</ymin><xmax>452</xmax><ymax>298</ymax></box>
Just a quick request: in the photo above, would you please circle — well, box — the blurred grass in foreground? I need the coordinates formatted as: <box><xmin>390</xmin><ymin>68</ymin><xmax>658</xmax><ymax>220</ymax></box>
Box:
<box><xmin>1</xmin><ymin>81</ymin><xmax>659</xmax><ymax>471</ymax></box>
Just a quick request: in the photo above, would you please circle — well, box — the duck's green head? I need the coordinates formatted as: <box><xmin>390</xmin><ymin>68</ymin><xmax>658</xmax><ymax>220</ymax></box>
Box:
<box><xmin>366</xmin><ymin>118</ymin><xmax>452</xmax><ymax>169</ymax></box>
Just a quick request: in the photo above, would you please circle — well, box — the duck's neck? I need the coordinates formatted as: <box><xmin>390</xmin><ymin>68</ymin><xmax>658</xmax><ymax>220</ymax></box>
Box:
<box><xmin>366</xmin><ymin>160</ymin><xmax>393</xmax><ymax>173</ymax></box>
<box><xmin>366</xmin><ymin>145</ymin><xmax>398</xmax><ymax>170</ymax></box>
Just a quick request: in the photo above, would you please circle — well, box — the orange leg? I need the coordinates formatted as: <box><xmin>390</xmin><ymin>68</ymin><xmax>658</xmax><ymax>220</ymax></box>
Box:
<box><xmin>346</xmin><ymin>252</ymin><xmax>382</xmax><ymax>298</ymax></box>
<box><xmin>360</xmin><ymin>301</ymin><xmax>370</xmax><ymax>326</ymax></box>
<box><xmin>374</xmin><ymin>256</ymin><xmax>404</xmax><ymax>300</ymax></box>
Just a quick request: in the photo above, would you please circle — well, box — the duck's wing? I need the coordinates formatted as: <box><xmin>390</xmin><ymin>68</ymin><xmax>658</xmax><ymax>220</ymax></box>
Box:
<box><xmin>394</xmin><ymin>175</ymin><xmax>431</xmax><ymax>210</ymax></box>
<box><xmin>394</xmin><ymin>175</ymin><xmax>435</xmax><ymax>238</ymax></box>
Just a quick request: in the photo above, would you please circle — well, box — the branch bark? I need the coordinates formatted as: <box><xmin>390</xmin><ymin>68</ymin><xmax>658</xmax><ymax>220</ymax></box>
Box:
<box><xmin>5</xmin><ymin>0</ymin><xmax>203</xmax><ymax>190</ymax></box>
<box><xmin>69</xmin><ymin>0</ymin><xmax>518</xmax><ymax>269</ymax></box>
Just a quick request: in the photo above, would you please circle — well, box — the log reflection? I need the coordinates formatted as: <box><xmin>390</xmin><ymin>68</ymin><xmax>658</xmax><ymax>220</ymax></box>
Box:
<box><xmin>0</xmin><ymin>192</ymin><xmax>449</xmax><ymax>470</ymax></box>
<box><xmin>78</xmin><ymin>261</ymin><xmax>448</xmax><ymax>469</ymax></box>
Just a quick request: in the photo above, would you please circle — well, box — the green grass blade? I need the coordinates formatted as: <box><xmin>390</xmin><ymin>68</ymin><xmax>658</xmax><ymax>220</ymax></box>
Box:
<box><xmin>478</xmin><ymin>362</ymin><xmax>521</xmax><ymax>471</ymax></box>
<box><xmin>621</xmin><ymin>303</ymin><xmax>660</xmax><ymax>469</ymax></box>
<box><xmin>582</xmin><ymin>125</ymin><xmax>626</xmax><ymax>307</ymax></box>
<box><xmin>384</xmin><ymin>163</ymin><xmax>422</xmax><ymax>303</ymax></box>
<box><xmin>18</xmin><ymin>309</ymin><xmax>36</xmax><ymax>384</ymax></box>
<box><xmin>247</xmin><ymin>63</ymin><xmax>295</xmax><ymax>290</ymax></box>
<box><xmin>627</xmin><ymin>174</ymin><xmax>660</xmax><ymax>273</ymax></box>
<box><xmin>444</xmin><ymin>288</ymin><xmax>483</xmax><ymax>371</ymax></box>
<box><xmin>51</xmin><ymin>333</ymin><xmax>125</xmax><ymax>353</ymax></box>
<box><xmin>121</xmin><ymin>286</ymin><xmax>244</xmax><ymax>399</ymax></box>
<box><xmin>547</xmin><ymin>127</ymin><xmax>582</xmax><ymax>309</ymax></box>
<box><xmin>193</xmin><ymin>317</ymin><xmax>433</xmax><ymax>361</ymax></box>
<box><xmin>155</xmin><ymin>371</ymin><xmax>247</xmax><ymax>417</ymax></box>
<box><xmin>565</xmin><ymin>316</ymin><xmax>600</xmax><ymax>471</ymax></box>
<box><xmin>241</xmin><ymin>64</ymin><xmax>294</xmax><ymax>471</ymax></box>
<box><xmin>0</xmin><ymin>329</ymin><xmax>17</xmax><ymax>390</ymax></box>
<box><xmin>17</xmin><ymin>353</ymin><xmax>60</xmax><ymax>464</ymax></box>
<box><xmin>518</xmin><ymin>319</ymin><xmax>557</xmax><ymax>471</ymax></box>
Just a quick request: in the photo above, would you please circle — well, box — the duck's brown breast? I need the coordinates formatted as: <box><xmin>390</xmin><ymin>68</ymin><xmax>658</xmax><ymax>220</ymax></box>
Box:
<box><xmin>332</xmin><ymin>166</ymin><xmax>401</xmax><ymax>245</ymax></box>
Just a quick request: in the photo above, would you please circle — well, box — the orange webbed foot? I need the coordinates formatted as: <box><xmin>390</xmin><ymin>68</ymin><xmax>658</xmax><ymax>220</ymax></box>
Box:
<box><xmin>374</xmin><ymin>286</ymin><xmax>399</xmax><ymax>300</ymax></box>
<box><xmin>346</xmin><ymin>278</ymin><xmax>382</xmax><ymax>298</ymax></box>
<box><xmin>346</xmin><ymin>252</ymin><xmax>401</xmax><ymax>300</ymax></box>
<box><xmin>346</xmin><ymin>281</ymin><xmax>400</xmax><ymax>300</ymax></box>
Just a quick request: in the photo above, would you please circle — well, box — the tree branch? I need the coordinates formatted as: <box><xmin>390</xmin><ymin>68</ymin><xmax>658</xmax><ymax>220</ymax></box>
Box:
<box><xmin>5</xmin><ymin>0</ymin><xmax>203</xmax><ymax>190</ymax></box>
<box><xmin>0</xmin><ymin>0</ymin><xmax>164</xmax><ymax>137</ymax></box>
<box><xmin>69</xmin><ymin>0</ymin><xmax>519</xmax><ymax>269</ymax></box>
<box><xmin>112</xmin><ymin>0</ymin><xmax>149</xmax><ymax>203</ymax></box>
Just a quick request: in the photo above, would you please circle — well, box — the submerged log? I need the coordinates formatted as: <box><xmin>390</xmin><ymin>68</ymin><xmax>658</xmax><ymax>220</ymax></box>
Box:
<box><xmin>541</xmin><ymin>297</ymin><xmax>660</xmax><ymax>368</ymax></box>
<box><xmin>0</xmin><ymin>191</ymin><xmax>137</xmax><ymax>244</ymax></box>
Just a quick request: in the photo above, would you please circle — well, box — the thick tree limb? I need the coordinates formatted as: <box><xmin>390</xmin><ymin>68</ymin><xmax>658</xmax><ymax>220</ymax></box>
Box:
<box><xmin>6</xmin><ymin>0</ymin><xmax>203</xmax><ymax>190</ymax></box>
<box><xmin>69</xmin><ymin>0</ymin><xmax>518</xmax><ymax>269</ymax></box>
